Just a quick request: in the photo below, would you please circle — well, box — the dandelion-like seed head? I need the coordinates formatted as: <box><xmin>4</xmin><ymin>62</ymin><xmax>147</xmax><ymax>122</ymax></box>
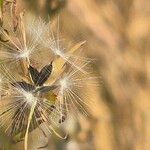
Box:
<box><xmin>22</xmin><ymin>91</ymin><xmax>36</xmax><ymax>106</ymax></box>
<box><xmin>0</xmin><ymin>14</ymin><xmax>96</xmax><ymax>150</ymax></box>
<box><xmin>59</xmin><ymin>77</ymin><xmax>69</xmax><ymax>92</ymax></box>
<box><xmin>17</xmin><ymin>50</ymin><xmax>30</xmax><ymax>59</ymax></box>
<box><xmin>55</xmin><ymin>49</ymin><xmax>64</xmax><ymax>57</ymax></box>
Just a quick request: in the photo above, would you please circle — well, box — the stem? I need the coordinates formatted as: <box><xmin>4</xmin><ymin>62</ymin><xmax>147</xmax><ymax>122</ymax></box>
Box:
<box><xmin>24</xmin><ymin>99</ymin><xmax>37</xmax><ymax>150</ymax></box>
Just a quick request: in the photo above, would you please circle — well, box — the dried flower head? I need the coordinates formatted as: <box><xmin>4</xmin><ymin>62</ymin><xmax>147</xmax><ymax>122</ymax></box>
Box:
<box><xmin>0</xmin><ymin>13</ymin><xmax>97</xmax><ymax>150</ymax></box>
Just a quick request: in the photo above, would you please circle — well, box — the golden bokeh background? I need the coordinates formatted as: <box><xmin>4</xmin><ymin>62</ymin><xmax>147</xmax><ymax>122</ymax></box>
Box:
<box><xmin>0</xmin><ymin>0</ymin><xmax>150</xmax><ymax>150</ymax></box>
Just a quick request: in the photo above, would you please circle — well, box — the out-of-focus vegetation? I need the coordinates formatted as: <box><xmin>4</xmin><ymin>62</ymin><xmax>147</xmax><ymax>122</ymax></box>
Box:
<box><xmin>0</xmin><ymin>0</ymin><xmax>149</xmax><ymax>149</ymax></box>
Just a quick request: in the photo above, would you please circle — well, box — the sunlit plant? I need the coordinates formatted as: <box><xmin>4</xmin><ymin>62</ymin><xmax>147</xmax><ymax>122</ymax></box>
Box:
<box><xmin>0</xmin><ymin>12</ymin><xmax>97</xmax><ymax>150</ymax></box>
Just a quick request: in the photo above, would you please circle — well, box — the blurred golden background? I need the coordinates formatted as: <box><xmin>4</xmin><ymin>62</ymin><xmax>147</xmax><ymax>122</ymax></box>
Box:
<box><xmin>0</xmin><ymin>0</ymin><xmax>150</xmax><ymax>150</ymax></box>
